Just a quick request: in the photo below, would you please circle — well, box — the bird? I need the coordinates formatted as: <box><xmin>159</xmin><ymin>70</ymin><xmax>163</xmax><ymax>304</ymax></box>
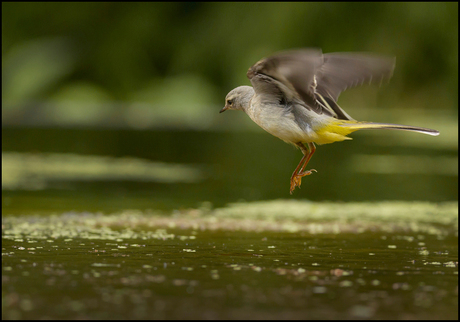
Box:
<box><xmin>219</xmin><ymin>48</ymin><xmax>440</xmax><ymax>194</ymax></box>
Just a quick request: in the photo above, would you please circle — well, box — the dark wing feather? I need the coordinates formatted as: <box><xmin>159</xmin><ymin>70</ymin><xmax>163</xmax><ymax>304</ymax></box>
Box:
<box><xmin>247</xmin><ymin>49</ymin><xmax>395</xmax><ymax>120</ymax></box>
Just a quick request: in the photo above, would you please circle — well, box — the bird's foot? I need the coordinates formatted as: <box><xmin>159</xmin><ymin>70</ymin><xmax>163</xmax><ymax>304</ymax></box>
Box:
<box><xmin>289</xmin><ymin>169</ymin><xmax>317</xmax><ymax>194</ymax></box>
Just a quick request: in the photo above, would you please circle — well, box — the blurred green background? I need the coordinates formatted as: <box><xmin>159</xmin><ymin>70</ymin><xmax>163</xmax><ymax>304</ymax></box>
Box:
<box><xmin>2</xmin><ymin>2</ymin><xmax>458</xmax><ymax>211</ymax></box>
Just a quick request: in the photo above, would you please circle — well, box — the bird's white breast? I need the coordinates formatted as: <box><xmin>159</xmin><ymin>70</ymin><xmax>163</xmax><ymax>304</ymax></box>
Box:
<box><xmin>245</xmin><ymin>97</ymin><xmax>320</xmax><ymax>144</ymax></box>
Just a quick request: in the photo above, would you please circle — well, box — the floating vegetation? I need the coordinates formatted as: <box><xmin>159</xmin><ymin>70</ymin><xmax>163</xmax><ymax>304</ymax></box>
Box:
<box><xmin>2</xmin><ymin>200</ymin><xmax>458</xmax><ymax>242</ymax></box>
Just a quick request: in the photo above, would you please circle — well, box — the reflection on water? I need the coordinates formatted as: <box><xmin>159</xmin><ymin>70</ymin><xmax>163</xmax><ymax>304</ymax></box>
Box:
<box><xmin>2</xmin><ymin>127</ymin><xmax>458</xmax><ymax>208</ymax></box>
<box><xmin>2</xmin><ymin>152</ymin><xmax>204</xmax><ymax>190</ymax></box>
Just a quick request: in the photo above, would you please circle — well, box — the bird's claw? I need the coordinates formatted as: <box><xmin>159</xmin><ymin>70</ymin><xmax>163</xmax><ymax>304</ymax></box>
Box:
<box><xmin>289</xmin><ymin>169</ymin><xmax>317</xmax><ymax>194</ymax></box>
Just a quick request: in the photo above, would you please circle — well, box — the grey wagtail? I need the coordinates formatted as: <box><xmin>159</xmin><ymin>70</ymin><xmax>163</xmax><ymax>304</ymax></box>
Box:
<box><xmin>220</xmin><ymin>48</ymin><xmax>439</xmax><ymax>194</ymax></box>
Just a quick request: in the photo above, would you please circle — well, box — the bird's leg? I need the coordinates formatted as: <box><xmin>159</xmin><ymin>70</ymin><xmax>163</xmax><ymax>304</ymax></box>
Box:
<box><xmin>290</xmin><ymin>142</ymin><xmax>316</xmax><ymax>194</ymax></box>
<box><xmin>297</xmin><ymin>142</ymin><xmax>316</xmax><ymax>176</ymax></box>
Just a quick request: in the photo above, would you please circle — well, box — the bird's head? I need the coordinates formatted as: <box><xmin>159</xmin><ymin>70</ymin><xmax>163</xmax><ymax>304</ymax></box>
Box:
<box><xmin>220</xmin><ymin>86</ymin><xmax>254</xmax><ymax>113</ymax></box>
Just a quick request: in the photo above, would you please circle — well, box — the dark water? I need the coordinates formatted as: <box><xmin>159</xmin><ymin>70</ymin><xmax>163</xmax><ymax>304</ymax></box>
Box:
<box><xmin>2</xmin><ymin>207</ymin><xmax>458</xmax><ymax>319</ymax></box>
<box><xmin>2</xmin><ymin>127</ymin><xmax>458</xmax><ymax>319</ymax></box>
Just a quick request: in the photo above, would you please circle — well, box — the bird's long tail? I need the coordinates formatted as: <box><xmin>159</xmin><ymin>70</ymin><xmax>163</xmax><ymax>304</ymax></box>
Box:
<box><xmin>339</xmin><ymin>121</ymin><xmax>440</xmax><ymax>136</ymax></box>
<box><xmin>314</xmin><ymin>120</ymin><xmax>439</xmax><ymax>145</ymax></box>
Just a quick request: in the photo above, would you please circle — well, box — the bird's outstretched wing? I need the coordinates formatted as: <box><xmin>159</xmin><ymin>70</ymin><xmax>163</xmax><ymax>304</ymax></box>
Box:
<box><xmin>317</xmin><ymin>52</ymin><xmax>396</xmax><ymax>102</ymax></box>
<box><xmin>247</xmin><ymin>49</ymin><xmax>395</xmax><ymax>120</ymax></box>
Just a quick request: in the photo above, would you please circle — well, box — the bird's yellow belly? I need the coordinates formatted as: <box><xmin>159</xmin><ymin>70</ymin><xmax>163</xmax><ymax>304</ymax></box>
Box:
<box><xmin>312</xmin><ymin>120</ymin><xmax>358</xmax><ymax>144</ymax></box>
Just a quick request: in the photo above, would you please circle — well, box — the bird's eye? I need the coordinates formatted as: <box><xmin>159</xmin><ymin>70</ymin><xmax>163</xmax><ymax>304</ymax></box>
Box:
<box><xmin>226</xmin><ymin>99</ymin><xmax>233</xmax><ymax>105</ymax></box>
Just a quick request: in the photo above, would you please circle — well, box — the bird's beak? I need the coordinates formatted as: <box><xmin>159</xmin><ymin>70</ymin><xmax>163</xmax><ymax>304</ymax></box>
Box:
<box><xmin>219</xmin><ymin>105</ymin><xmax>229</xmax><ymax>113</ymax></box>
